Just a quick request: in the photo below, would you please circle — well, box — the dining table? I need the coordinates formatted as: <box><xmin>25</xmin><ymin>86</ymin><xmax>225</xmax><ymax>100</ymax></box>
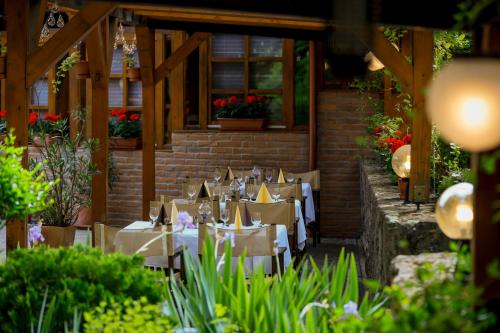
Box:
<box><xmin>114</xmin><ymin>222</ymin><xmax>291</xmax><ymax>274</ymax></box>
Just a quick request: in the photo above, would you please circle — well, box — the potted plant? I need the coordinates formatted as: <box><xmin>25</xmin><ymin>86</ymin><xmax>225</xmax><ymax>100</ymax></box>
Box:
<box><xmin>215</xmin><ymin>95</ymin><xmax>269</xmax><ymax>131</ymax></box>
<box><xmin>0</xmin><ymin>109</ymin><xmax>6</xmax><ymax>142</ymax></box>
<box><xmin>29</xmin><ymin>112</ymin><xmax>66</xmax><ymax>146</ymax></box>
<box><xmin>29</xmin><ymin>112</ymin><xmax>98</xmax><ymax>247</ymax></box>
<box><xmin>126</xmin><ymin>52</ymin><xmax>141</xmax><ymax>81</ymax></box>
<box><xmin>108</xmin><ymin>108</ymin><xmax>142</xmax><ymax>150</ymax></box>
<box><xmin>0</xmin><ymin>44</ymin><xmax>6</xmax><ymax>78</ymax></box>
<box><xmin>52</xmin><ymin>51</ymin><xmax>85</xmax><ymax>94</ymax></box>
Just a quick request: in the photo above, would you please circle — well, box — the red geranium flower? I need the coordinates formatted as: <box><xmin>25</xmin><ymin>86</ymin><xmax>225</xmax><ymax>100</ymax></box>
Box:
<box><xmin>228</xmin><ymin>96</ymin><xmax>238</xmax><ymax>105</ymax></box>
<box><xmin>29</xmin><ymin>112</ymin><xmax>38</xmax><ymax>125</ymax></box>
<box><xmin>256</xmin><ymin>95</ymin><xmax>266</xmax><ymax>103</ymax></box>
<box><xmin>118</xmin><ymin>114</ymin><xmax>127</xmax><ymax>121</ymax></box>
<box><xmin>246</xmin><ymin>95</ymin><xmax>257</xmax><ymax>104</ymax></box>
<box><xmin>403</xmin><ymin>133</ymin><xmax>412</xmax><ymax>144</ymax></box>
<box><xmin>220</xmin><ymin>100</ymin><xmax>227</xmax><ymax>108</ymax></box>
<box><xmin>111</xmin><ymin>109</ymin><xmax>122</xmax><ymax>117</ymax></box>
<box><xmin>394</xmin><ymin>130</ymin><xmax>402</xmax><ymax>138</ymax></box>
<box><xmin>213</xmin><ymin>99</ymin><xmax>222</xmax><ymax>108</ymax></box>
<box><xmin>130</xmin><ymin>114</ymin><xmax>140</xmax><ymax>121</ymax></box>
<box><xmin>0</xmin><ymin>110</ymin><xmax>6</xmax><ymax>119</ymax></box>
<box><xmin>44</xmin><ymin>114</ymin><xmax>62</xmax><ymax>122</ymax></box>
<box><xmin>389</xmin><ymin>139</ymin><xmax>405</xmax><ymax>153</ymax></box>
<box><xmin>373</xmin><ymin>126</ymin><xmax>382</xmax><ymax>136</ymax></box>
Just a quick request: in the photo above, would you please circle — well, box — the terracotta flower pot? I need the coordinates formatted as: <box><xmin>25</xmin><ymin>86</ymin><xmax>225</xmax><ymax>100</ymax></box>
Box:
<box><xmin>126</xmin><ymin>67</ymin><xmax>141</xmax><ymax>81</ymax></box>
<box><xmin>0</xmin><ymin>54</ymin><xmax>6</xmax><ymax>79</ymax></box>
<box><xmin>73</xmin><ymin>61</ymin><xmax>90</xmax><ymax>79</ymax></box>
<box><xmin>41</xmin><ymin>225</ymin><xmax>76</xmax><ymax>248</ymax></box>
<box><xmin>109</xmin><ymin>136</ymin><xmax>143</xmax><ymax>150</ymax></box>
<box><xmin>218</xmin><ymin>118</ymin><xmax>265</xmax><ymax>131</ymax></box>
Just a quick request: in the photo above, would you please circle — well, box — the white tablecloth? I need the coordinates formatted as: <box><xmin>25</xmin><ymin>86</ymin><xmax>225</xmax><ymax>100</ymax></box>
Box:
<box><xmin>173</xmin><ymin>224</ymin><xmax>291</xmax><ymax>273</ymax></box>
<box><xmin>302</xmin><ymin>183</ymin><xmax>316</xmax><ymax>224</ymax></box>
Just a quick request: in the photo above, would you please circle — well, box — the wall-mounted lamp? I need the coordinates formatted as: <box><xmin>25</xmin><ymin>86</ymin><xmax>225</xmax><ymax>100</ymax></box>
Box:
<box><xmin>426</xmin><ymin>58</ymin><xmax>500</xmax><ymax>152</ymax></box>
<box><xmin>364</xmin><ymin>51</ymin><xmax>385</xmax><ymax>71</ymax></box>
<box><xmin>391</xmin><ymin>144</ymin><xmax>411</xmax><ymax>204</ymax></box>
<box><xmin>435</xmin><ymin>182</ymin><xmax>473</xmax><ymax>240</ymax></box>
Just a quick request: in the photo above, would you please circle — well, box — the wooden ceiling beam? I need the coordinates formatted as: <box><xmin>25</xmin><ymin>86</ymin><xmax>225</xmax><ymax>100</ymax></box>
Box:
<box><xmin>123</xmin><ymin>6</ymin><xmax>328</xmax><ymax>31</ymax></box>
<box><xmin>27</xmin><ymin>2</ymin><xmax>115</xmax><ymax>86</ymax></box>
<box><xmin>28</xmin><ymin>0</ymin><xmax>48</xmax><ymax>54</ymax></box>
<box><xmin>369</xmin><ymin>27</ymin><xmax>413</xmax><ymax>93</ymax></box>
<box><xmin>154</xmin><ymin>31</ymin><xmax>209</xmax><ymax>84</ymax></box>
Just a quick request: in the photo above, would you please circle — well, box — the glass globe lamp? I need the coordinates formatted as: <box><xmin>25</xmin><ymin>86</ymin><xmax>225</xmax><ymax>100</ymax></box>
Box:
<box><xmin>435</xmin><ymin>182</ymin><xmax>473</xmax><ymax>240</ymax></box>
<box><xmin>391</xmin><ymin>145</ymin><xmax>411</xmax><ymax>178</ymax></box>
<box><xmin>426</xmin><ymin>58</ymin><xmax>500</xmax><ymax>152</ymax></box>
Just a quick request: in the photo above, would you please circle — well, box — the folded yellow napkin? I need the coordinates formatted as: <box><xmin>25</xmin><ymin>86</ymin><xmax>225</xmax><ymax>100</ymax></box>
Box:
<box><xmin>227</xmin><ymin>166</ymin><xmax>235</xmax><ymax>180</ymax></box>
<box><xmin>203</xmin><ymin>180</ymin><xmax>212</xmax><ymax>197</ymax></box>
<box><xmin>234</xmin><ymin>205</ymin><xmax>242</xmax><ymax>230</ymax></box>
<box><xmin>278</xmin><ymin>168</ymin><xmax>285</xmax><ymax>184</ymax></box>
<box><xmin>255</xmin><ymin>183</ymin><xmax>273</xmax><ymax>203</ymax></box>
<box><xmin>171</xmin><ymin>202</ymin><xmax>179</xmax><ymax>224</ymax></box>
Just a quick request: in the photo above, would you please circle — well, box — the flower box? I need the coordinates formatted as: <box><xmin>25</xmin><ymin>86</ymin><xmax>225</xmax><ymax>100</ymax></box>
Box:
<box><xmin>126</xmin><ymin>67</ymin><xmax>141</xmax><ymax>81</ymax></box>
<box><xmin>218</xmin><ymin>118</ymin><xmax>265</xmax><ymax>131</ymax></box>
<box><xmin>41</xmin><ymin>225</ymin><xmax>76</xmax><ymax>248</ymax></box>
<box><xmin>109</xmin><ymin>136</ymin><xmax>143</xmax><ymax>150</ymax></box>
<box><xmin>32</xmin><ymin>134</ymin><xmax>58</xmax><ymax>147</ymax></box>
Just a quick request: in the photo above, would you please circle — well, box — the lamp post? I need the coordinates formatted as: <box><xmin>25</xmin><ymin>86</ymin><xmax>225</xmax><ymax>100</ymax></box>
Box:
<box><xmin>391</xmin><ymin>144</ymin><xmax>412</xmax><ymax>204</ymax></box>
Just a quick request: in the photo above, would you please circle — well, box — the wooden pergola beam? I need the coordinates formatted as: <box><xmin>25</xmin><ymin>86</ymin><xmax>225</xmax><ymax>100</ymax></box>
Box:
<box><xmin>27</xmin><ymin>2</ymin><xmax>115</xmax><ymax>86</ymax></box>
<box><xmin>122</xmin><ymin>5</ymin><xmax>328</xmax><ymax>31</ymax></box>
<box><xmin>370</xmin><ymin>28</ymin><xmax>413</xmax><ymax>93</ymax></box>
<box><xmin>5</xmin><ymin>0</ymin><xmax>29</xmax><ymax>252</ymax></box>
<box><xmin>169</xmin><ymin>31</ymin><xmax>187</xmax><ymax>131</ymax></box>
<box><xmin>154</xmin><ymin>32</ymin><xmax>210</xmax><ymax>84</ymax></box>
<box><xmin>86</xmin><ymin>24</ymin><xmax>109</xmax><ymax>225</ymax></box>
<box><xmin>136</xmin><ymin>26</ymin><xmax>156</xmax><ymax>220</ymax></box>
<box><xmin>28</xmin><ymin>0</ymin><xmax>48</xmax><ymax>54</ymax></box>
<box><xmin>409</xmin><ymin>30</ymin><xmax>433</xmax><ymax>202</ymax></box>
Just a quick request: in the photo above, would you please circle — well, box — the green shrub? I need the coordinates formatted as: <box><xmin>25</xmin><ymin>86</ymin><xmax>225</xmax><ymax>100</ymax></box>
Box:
<box><xmin>163</xmin><ymin>237</ymin><xmax>383</xmax><ymax>333</ymax></box>
<box><xmin>0</xmin><ymin>245</ymin><xmax>164</xmax><ymax>332</ymax></box>
<box><xmin>84</xmin><ymin>297</ymin><xmax>175</xmax><ymax>333</ymax></box>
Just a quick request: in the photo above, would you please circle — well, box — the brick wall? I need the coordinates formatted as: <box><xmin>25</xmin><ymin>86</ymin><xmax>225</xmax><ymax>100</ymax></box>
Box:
<box><xmin>317</xmin><ymin>90</ymin><xmax>369</xmax><ymax>238</ymax></box>
<box><xmin>108</xmin><ymin>131</ymin><xmax>309</xmax><ymax>225</ymax></box>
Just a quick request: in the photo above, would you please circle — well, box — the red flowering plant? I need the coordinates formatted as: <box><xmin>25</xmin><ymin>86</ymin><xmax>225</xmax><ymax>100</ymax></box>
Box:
<box><xmin>213</xmin><ymin>95</ymin><xmax>269</xmax><ymax>119</ymax></box>
<box><xmin>109</xmin><ymin>108</ymin><xmax>142</xmax><ymax>138</ymax></box>
<box><xmin>0</xmin><ymin>110</ymin><xmax>6</xmax><ymax>134</ymax></box>
<box><xmin>28</xmin><ymin>112</ymin><xmax>67</xmax><ymax>138</ymax></box>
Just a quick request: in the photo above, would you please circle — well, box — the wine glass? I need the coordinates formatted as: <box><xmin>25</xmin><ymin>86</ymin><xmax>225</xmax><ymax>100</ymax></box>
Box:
<box><xmin>187</xmin><ymin>185</ymin><xmax>197</xmax><ymax>203</ymax></box>
<box><xmin>236</xmin><ymin>170</ymin><xmax>244</xmax><ymax>184</ymax></box>
<box><xmin>246</xmin><ymin>185</ymin><xmax>256</xmax><ymax>201</ymax></box>
<box><xmin>251</xmin><ymin>212</ymin><xmax>262</xmax><ymax>227</ymax></box>
<box><xmin>198</xmin><ymin>200</ymin><xmax>212</xmax><ymax>224</ymax></box>
<box><xmin>213</xmin><ymin>168</ymin><xmax>222</xmax><ymax>183</ymax></box>
<box><xmin>265</xmin><ymin>169</ymin><xmax>273</xmax><ymax>183</ymax></box>
<box><xmin>252</xmin><ymin>166</ymin><xmax>261</xmax><ymax>182</ymax></box>
<box><xmin>271</xmin><ymin>188</ymin><xmax>281</xmax><ymax>202</ymax></box>
<box><xmin>220</xmin><ymin>207</ymin><xmax>229</xmax><ymax>226</ymax></box>
<box><xmin>149</xmin><ymin>205</ymin><xmax>159</xmax><ymax>225</ymax></box>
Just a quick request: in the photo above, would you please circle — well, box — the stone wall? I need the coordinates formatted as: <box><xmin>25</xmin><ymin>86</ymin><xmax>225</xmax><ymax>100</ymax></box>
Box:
<box><xmin>360</xmin><ymin>159</ymin><xmax>450</xmax><ymax>284</ymax></box>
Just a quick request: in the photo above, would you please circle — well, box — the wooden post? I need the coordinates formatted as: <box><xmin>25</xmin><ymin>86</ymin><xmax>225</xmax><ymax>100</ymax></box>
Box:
<box><xmin>86</xmin><ymin>25</ymin><xmax>109</xmax><ymax>224</ymax></box>
<box><xmin>5</xmin><ymin>0</ymin><xmax>29</xmax><ymax>251</ymax></box>
<box><xmin>308</xmin><ymin>41</ymin><xmax>317</xmax><ymax>171</ymax></box>
<box><xmin>47</xmin><ymin>67</ymin><xmax>56</xmax><ymax>114</ymax></box>
<box><xmin>68</xmin><ymin>65</ymin><xmax>82</xmax><ymax>140</ymax></box>
<box><xmin>283</xmin><ymin>39</ymin><xmax>295</xmax><ymax>129</ymax></box>
<box><xmin>169</xmin><ymin>31</ymin><xmax>187</xmax><ymax>131</ymax></box>
<box><xmin>136</xmin><ymin>26</ymin><xmax>156</xmax><ymax>220</ymax></box>
<box><xmin>473</xmin><ymin>22</ymin><xmax>500</xmax><ymax>306</ymax></box>
<box><xmin>409</xmin><ymin>30</ymin><xmax>433</xmax><ymax>202</ymax></box>
<box><xmin>198</xmin><ymin>39</ymin><xmax>208</xmax><ymax>130</ymax></box>
<box><xmin>155</xmin><ymin>31</ymin><xmax>166</xmax><ymax>145</ymax></box>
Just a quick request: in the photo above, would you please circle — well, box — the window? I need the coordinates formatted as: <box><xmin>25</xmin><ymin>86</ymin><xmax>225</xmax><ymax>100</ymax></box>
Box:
<box><xmin>208</xmin><ymin>34</ymin><xmax>287</xmax><ymax>126</ymax></box>
<box><xmin>108</xmin><ymin>46</ymin><xmax>143</xmax><ymax>110</ymax></box>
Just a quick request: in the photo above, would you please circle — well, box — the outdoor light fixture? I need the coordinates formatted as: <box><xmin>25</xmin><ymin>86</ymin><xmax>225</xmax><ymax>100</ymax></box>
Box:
<box><xmin>364</xmin><ymin>51</ymin><xmax>385</xmax><ymax>71</ymax></box>
<box><xmin>426</xmin><ymin>58</ymin><xmax>500</xmax><ymax>152</ymax></box>
<box><xmin>391</xmin><ymin>144</ymin><xmax>411</xmax><ymax>204</ymax></box>
<box><xmin>435</xmin><ymin>182</ymin><xmax>473</xmax><ymax>240</ymax></box>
